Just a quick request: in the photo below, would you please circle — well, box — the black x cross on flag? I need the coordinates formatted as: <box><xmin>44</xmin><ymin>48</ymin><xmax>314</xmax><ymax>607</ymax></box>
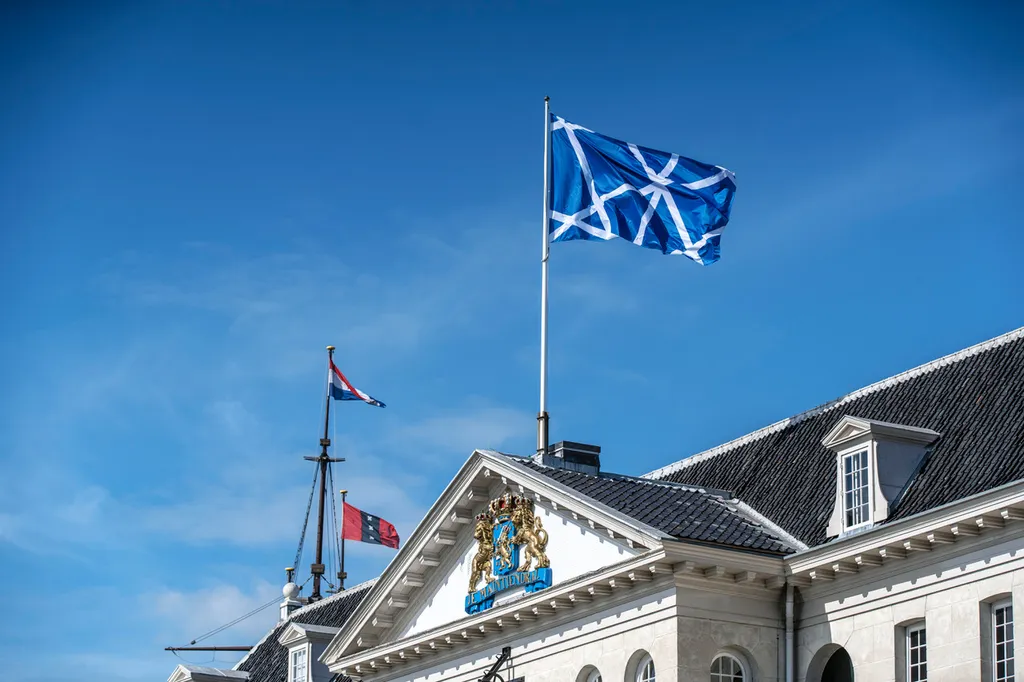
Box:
<box><xmin>342</xmin><ymin>501</ymin><xmax>400</xmax><ymax>549</ymax></box>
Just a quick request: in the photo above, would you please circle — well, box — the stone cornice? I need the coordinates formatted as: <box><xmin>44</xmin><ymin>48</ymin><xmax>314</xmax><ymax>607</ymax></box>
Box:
<box><xmin>329</xmin><ymin>550</ymin><xmax>672</xmax><ymax>679</ymax></box>
<box><xmin>785</xmin><ymin>480</ymin><xmax>1024</xmax><ymax>586</ymax></box>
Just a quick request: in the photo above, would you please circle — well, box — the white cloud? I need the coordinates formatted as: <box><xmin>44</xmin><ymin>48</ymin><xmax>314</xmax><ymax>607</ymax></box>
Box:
<box><xmin>757</xmin><ymin>101</ymin><xmax>1024</xmax><ymax>247</ymax></box>
<box><xmin>147</xmin><ymin>579</ymin><xmax>281</xmax><ymax>645</ymax></box>
<box><xmin>392</xmin><ymin>406</ymin><xmax>532</xmax><ymax>455</ymax></box>
<box><xmin>139</xmin><ymin>483</ymin><xmax>314</xmax><ymax>546</ymax></box>
<box><xmin>94</xmin><ymin>221</ymin><xmax>536</xmax><ymax>382</ymax></box>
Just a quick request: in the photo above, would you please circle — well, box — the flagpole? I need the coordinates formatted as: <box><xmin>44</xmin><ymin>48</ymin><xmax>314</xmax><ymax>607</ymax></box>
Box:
<box><xmin>537</xmin><ymin>95</ymin><xmax>551</xmax><ymax>456</ymax></box>
<box><xmin>339</xmin><ymin>489</ymin><xmax>347</xmax><ymax>590</ymax></box>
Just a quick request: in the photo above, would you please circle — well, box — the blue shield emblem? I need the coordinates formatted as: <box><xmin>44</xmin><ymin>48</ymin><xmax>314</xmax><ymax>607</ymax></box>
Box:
<box><xmin>492</xmin><ymin>518</ymin><xmax>520</xmax><ymax>576</ymax></box>
<box><xmin>465</xmin><ymin>491</ymin><xmax>553</xmax><ymax>615</ymax></box>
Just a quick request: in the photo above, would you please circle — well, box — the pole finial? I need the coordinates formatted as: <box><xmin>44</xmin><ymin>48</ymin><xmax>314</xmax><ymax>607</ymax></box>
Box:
<box><xmin>339</xmin><ymin>489</ymin><xmax>348</xmax><ymax>495</ymax></box>
<box><xmin>326</xmin><ymin>345</ymin><xmax>335</xmax><ymax>352</ymax></box>
<box><xmin>544</xmin><ymin>95</ymin><xmax>549</xmax><ymax>102</ymax></box>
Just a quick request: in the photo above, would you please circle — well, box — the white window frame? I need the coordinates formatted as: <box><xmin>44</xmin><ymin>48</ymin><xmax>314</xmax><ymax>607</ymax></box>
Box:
<box><xmin>993</xmin><ymin>599</ymin><xmax>1015</xmax><ymax>682</ymax></box>
<box><xmin>906</xmin><ymin>621</ymin><xmax>927</xmax><ymax>682</ymax></box>
<box><xmin>289</xmin><ymin>644</ymin><xmax>310</xmax><ymax>682</ymax></box>
<box><xmin>635</xmin><ymin>653</ymin><xmax>656</xmax><ymax>682</ymax></box>
<box><xmin>841</xmin><ymin>444</ymin><xmax>873</xmax><ymax>530</ymax></box>
<box><xmin>711</xmin><ymin>652</ymin><xmax>748</xmax><ymax>681</ymax></box>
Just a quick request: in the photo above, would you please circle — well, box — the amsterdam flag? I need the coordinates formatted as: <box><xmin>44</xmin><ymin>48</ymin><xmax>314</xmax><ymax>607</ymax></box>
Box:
<box><xmin>342</xmin><ymin>501</ymin><xmax>400</xmax><ymax>549</ymax></box>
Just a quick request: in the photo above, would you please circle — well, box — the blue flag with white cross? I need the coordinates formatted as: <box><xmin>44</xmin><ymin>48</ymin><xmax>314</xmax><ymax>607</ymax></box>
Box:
<box><xmin>549</xmin><ymin>115</ymin><xmax>737</xmax><ymax>264</ymax></box>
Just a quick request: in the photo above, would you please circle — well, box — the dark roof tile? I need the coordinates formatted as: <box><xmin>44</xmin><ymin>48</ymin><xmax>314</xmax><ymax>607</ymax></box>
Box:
<box><xmin>234</xmin><ymin>580</ymin><xmax>374</xmax><ymax>682</ymax></box>
<box><xmin>648</xmin><ymin>329</ymin><xmax>1024</xmax><ymax>547</ymax></box>
<box><xmin>505</xmin><ymin>457</ymin><xmax>797</xmax><ymax>554</ymax></box>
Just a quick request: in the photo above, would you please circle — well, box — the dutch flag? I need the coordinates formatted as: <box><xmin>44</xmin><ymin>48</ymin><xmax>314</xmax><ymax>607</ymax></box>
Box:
<box><xmin>329</xmin><ymin>360</ymin><xmax>385</xmax><ymax>408</ymax></box>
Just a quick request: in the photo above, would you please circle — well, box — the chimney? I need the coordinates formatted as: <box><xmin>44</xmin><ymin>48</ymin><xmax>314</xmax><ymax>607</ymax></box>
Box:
<box><xmin>280</xmin><ymin>567</ymin><xmax>302</xmax><ymax>621</ymax></box>
<box><xmin>533</xmin><ymin>441</ymin><xmax>601</xmax><ymax>475</ymax></box>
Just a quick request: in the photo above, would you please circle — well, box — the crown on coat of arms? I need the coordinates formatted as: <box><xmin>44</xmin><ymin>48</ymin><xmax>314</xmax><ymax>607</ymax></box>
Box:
<box><xmin>488</xmin><ymin>490</ymin><xmax>530</xmax><ymax>518</ymax></box>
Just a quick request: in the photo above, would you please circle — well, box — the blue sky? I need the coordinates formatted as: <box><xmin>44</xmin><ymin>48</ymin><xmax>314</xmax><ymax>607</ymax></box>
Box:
<box><xmin>1</xmin><ymin>1</ymin><xmax>1022</xmax><ymax>679</ymax></box>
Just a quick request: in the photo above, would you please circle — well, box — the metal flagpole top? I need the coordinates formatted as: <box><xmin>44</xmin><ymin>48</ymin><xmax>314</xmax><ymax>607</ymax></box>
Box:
<box><xmin>326</xmin><ymin>345</ymin><xmax>335</xmax><ymax>352</ymax></box>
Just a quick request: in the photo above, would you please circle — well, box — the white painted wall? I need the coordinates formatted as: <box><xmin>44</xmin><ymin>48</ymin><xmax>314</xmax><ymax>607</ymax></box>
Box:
<box><xmin>330</xmin><ymin>528</ymin><xmax>1024</xmax><ymax>682</ymax></box>
<box><xmin>797</xmin><ymin>532</ymin><xmax>1024</xmax><ymax>682</ymax></box>
<box><xmin>386</xmin><ymin>587</ymin><xmax>678</xmax><ymax>682</ymax></box>
<box><xmin>676</xmin><ymin>581</ymin><xmax>783</xmax><ymax>682</ymax></box>
<box><xmin>398</xmin><ymin>503</ymin><xmax>639</xmax><ymax>639</ymax></box>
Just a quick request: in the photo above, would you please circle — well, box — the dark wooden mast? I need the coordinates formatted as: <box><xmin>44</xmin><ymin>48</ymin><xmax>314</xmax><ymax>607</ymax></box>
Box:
<box><xmin>304</xmin><ymin>345</ymin><xmax>344</xmax><ymax>602</ymax></box>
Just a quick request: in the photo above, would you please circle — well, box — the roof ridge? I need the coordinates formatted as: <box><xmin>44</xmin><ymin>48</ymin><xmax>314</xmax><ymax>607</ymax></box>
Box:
<box><xmin>643</xmin><ymin>326</ymin><xmax>1024</xmax><ymax>481</ymax></box>
<box><xmin>288</xmin><ymin>577</ymin><xmax>377</xmax><ymax>621</ymax></box>
<box><xmin>506</xmin><ymin>452</ymin><xmax>732</xmax><ymax>497</ymax></box>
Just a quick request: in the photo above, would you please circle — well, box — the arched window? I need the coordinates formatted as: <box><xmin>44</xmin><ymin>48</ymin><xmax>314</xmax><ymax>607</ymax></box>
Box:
<box><xmin>586</xmin><ymin>669</ymin><xmax>603</xmax><ymax>682</ymax></box>
<box><xmin>635</xmin><ymin>654</ymin><xmax>656</xmax><ymax>682</ymax></box>
<box><xmin>711</xmin><ymin>653</ymin><xmax>746</xmax><ymax>682</ymax></box>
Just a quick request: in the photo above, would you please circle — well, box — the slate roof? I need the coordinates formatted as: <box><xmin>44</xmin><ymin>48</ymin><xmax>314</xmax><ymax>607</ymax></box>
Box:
<box><xmin>233</xmin><ymin>580</ymin><xmax>375</xmax><ymax>682</ymax></box>
<box><xmin>503</xmin><ymin>456</ymin><xmax>799</xmax><ymax>554</ymax></box>
<box><xmin>646</xmin><ymin>328</ymin><xmax>1024</xmax><ymax>547</ymax></box>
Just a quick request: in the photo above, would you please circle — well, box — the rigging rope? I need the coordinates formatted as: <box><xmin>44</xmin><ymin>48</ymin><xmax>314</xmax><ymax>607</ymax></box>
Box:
<box><xmin>293</xmin><ymin>464</ymin><xmax>320</xmax><ymax>573</ymax></box>
<box><xmin>188</xmin><ymin>593</ymin><xmax>282</xmax><ymax>645</ymax></box>
<box><xmin>332</xmin><ymin>410</ymin><xmax>344</xmax><ymax>585</ymax></box>
<box><xmin>328</xmin><ymin>458</ymin><xmax>342</xmax><ymax>589</ymax></box>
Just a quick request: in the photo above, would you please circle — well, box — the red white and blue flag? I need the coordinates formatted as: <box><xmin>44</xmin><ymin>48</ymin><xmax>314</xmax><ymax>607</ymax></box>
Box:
<box><xmin>329</xmin><ymin>360</ymin><xmax>385</xmax><ymax>408</ymax></box>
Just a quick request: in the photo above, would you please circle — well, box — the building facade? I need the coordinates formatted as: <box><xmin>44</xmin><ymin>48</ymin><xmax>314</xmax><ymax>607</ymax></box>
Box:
<box><xmin>169</xmin><ymin>327</ymin><xmax>1024</xmax><ymax>682</ymax></box>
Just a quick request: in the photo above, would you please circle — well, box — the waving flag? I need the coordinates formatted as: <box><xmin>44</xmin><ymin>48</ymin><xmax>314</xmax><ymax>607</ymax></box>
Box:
<box><xmin>549</xmin><ymin>115</ymin><xmax>736</xmax><ymax>264</ymax></box>
<box><xmin>342</xmin><ymin>501</ymin><xmax>400</xmax><ymax>549</ymax></box>
<box><xmin>329</xmin><ymin>360</ymin><xmax>385</xmax><ymax>407</ymax></box>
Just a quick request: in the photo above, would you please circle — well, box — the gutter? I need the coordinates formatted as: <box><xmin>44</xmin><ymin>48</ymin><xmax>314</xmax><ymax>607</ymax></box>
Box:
<box><xmin>784</xmin><ymin>582</ymin><xmax>794</xmax><ymax>682</ymax></box>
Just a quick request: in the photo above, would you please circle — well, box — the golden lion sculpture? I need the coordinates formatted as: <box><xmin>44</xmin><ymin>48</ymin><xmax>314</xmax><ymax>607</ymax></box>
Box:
<box><xmin>511</xmin><ymin>502</ymin><xmax>550</xmax><ymax>570</ymax></box>
<box><xmin>468</xmin><ymin>514</ymin><xmax>494</xmax><ymax>592</ymax></box>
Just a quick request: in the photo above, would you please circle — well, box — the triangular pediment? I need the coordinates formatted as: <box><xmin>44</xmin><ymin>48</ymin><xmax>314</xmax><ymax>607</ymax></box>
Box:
<box><xmin>821</xmin><ymin>415</ymin><xmax>872</xmax><ymax>449</ymax></box>
<box><xmin>822</xmin><ymin>415</ymin><xmax>942</xmax><ymax>450</ymax></box>
<box><xmin>321</xmin><ymin>450</ymin><xmax>663</xmax><ymax>664</ymax></box>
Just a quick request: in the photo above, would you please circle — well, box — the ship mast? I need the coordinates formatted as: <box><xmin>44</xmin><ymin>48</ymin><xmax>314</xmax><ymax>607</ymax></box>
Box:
<box><xmin>304</xmin><ymin>345</ymin><xmax>345</xmax><ymax>602</ymax></box>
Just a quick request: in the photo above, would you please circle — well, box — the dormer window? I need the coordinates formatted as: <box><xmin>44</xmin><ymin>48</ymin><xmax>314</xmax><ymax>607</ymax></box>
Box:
<box><xmin>842</xmin><ymin>448</ymin><xmax>870</xmax><ymax>528</ymax></box>
<box><xmin>278</xmin><ymin>620</ymin><xmax>339</xmax><ymax>682</ymax></box>
<box><xmin>290</xmin><ymin>647</ymin><xmax>308</xmax><ymax>682</ymax></box>
<box><xmin>823</xmin><ymin>416</ymin><xmax>940</xmax><ymax>538</ymax></box>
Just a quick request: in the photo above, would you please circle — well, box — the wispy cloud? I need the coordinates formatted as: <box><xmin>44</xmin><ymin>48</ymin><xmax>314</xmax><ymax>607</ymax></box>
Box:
<box><xmin>754</xmin><ymin>100</ymin><xmax>1024</xmax><ymax>248</ymax></box>
<box><xmin>95</xmin><ymin>221</ymin><xmax>537</xmax><ymax>382</ymax></box>
<box><xmin>147</xmin><ymin>579</ymin><xmax>281</xmax><ymax>645</ymax></box>
<box><xmin>390</xmin><ymin>406</ymin><xmax>532</xmax><ymax>455</ymax></box>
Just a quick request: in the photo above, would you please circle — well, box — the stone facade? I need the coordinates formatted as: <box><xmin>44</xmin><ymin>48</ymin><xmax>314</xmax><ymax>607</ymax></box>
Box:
<box><xmin>346</xmin><ymin>532</ymin><xmax>1023</xmax><ymax>682</ymax></box>
<box><xmin>798</xmin><ymin>532</ymin><xmax>1023</xmax><ymax>682</ymax></box>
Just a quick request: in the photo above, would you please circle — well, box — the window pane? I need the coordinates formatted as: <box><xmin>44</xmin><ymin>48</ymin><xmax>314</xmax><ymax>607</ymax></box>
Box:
<box><xmin>710</xmin><ymin>655</ymin><xmax>744</xmax><ymax>682</ymax></box>
<box><xmin>994</xmin><ymin>604</ymin><xmax>1015</xmax><ymax>682</ymax></box>
<box><xmin>842</xmin><ymin>451</ymin><xmax>870</xmax><ymax>527</ymax></box>
<box><xmin>908</xmin><ymin>625</ymin><xmax>927</xmax><ymax>682</ymax></box>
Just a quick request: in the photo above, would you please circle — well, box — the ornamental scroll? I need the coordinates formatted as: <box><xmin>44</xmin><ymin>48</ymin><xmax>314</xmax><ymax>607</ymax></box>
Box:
<box><xmin>465</xmin><ymin>490</ymin><xmax>552</xmax><ymax>614</ymax></box>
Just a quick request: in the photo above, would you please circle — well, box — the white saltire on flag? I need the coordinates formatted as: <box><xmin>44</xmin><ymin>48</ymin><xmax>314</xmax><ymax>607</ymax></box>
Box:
<box><xmin>550</xmin><ymin>115</ymin><xmax>736</xmax><ymax>264</ymax></box>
